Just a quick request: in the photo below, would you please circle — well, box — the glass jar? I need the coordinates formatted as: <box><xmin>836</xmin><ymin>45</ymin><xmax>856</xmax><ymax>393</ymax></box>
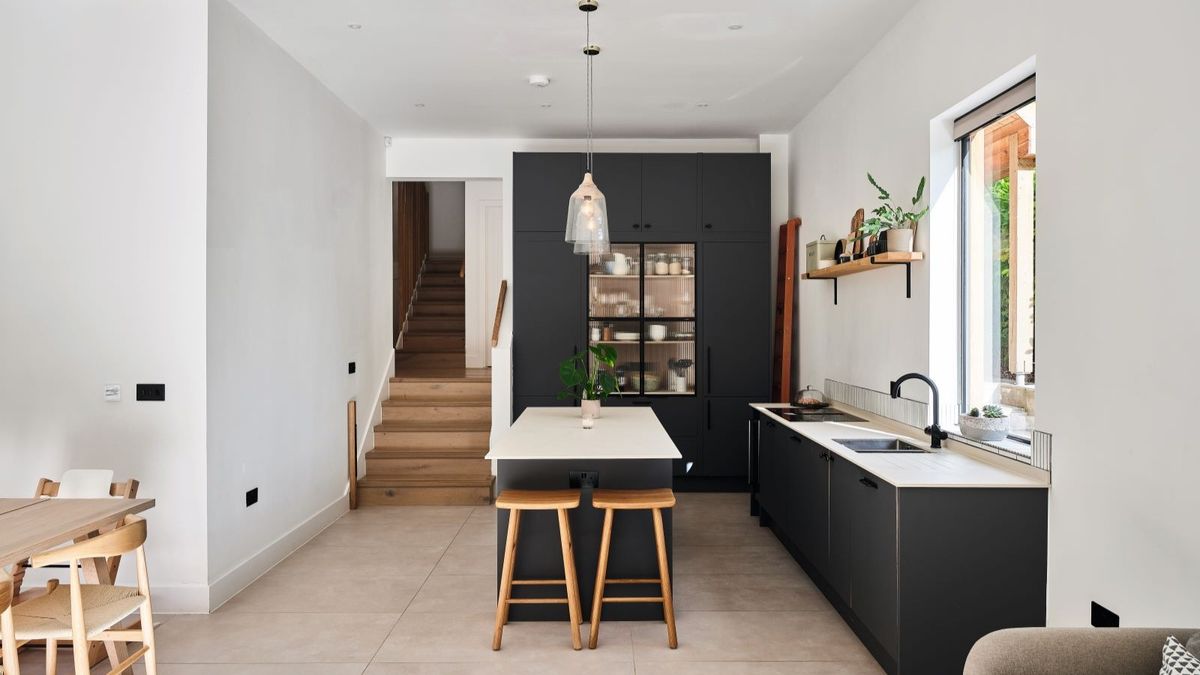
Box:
<box><xmin>654</xmin><ymin>255</ymin><xmax>670</xmax><ymax>275</ymax></box>
<box><xmin>668</xmin><ymin>255</ymin><xmax>682</xmax><ymax>275</ymax></box>
<box><xmin>681</xmin><ymin>256</ymin><xmax>693</xmax><ymax>274</ymax></box>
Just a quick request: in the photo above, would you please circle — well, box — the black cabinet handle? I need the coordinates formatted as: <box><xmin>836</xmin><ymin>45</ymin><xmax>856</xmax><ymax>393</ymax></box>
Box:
<box><xmin>818</xmin><ymin>451</ymin><xmax>829</xmax><ymax>460</ymax></box>
<box><xmin>789</xmin><ymin>436</ymin><xmax>802</xmax><ymax>444</ymax></box>
<box><xmin>633</xmin><ymin>223</ymin><xmax>641</xmax><ymax>229</ymax></box>
<box><xmin>705</xmin><ymin>223</ymin><xmax>714</xmax><ymax>229</ymax></box>
<box><xmin>859</xmin><ymin>477</ymin><xmax>879</xmax><ymax>489</ymax></box>
<box><xmin>706</xmin><ymin>347</ymin><xmax>712</xmax><ymax>394</ymax></box>
<box><xmin>706</xmin><ymin>399</ymin><xmax>712</xmax><ymax>430</ymax></box>
<box><xmin>644</xmin><ymin>223</ymin><xmax>653</xmax><ymax>229</ymax></box>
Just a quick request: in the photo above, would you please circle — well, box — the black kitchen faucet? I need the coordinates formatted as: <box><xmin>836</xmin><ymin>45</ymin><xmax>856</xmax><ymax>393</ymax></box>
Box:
<box><xmin>890</xmin><ymin>373</ymin><xmax>950</xmax><ymax>449</ymax></box>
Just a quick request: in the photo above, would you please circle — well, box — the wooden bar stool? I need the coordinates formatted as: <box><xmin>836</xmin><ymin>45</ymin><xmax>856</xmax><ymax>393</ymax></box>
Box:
<box><xmin>589</xmin><ymin>488</ymin><xmax>678</xmax><ymax>649</ymax></box>
<box><xmin>492</xmin><ymin>489</ymin><xmax>584</xmax><ymax>651</ymax></box>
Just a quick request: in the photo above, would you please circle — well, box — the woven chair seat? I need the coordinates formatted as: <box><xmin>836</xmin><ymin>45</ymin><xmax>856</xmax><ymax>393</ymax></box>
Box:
<box><xmin>12</xmin><ymin>584</ymin><xmax>145</xmax><ymax>640</ymax></box>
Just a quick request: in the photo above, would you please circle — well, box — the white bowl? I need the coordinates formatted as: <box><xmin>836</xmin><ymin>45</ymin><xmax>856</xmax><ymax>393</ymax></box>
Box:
<box><xmin>648</xmin><ymin>324</ymin><xmax>668</xmax><ymax>341</ymax></box>
<box><xmin>614</xmin><ymin>332</ymin><xmax>640</xmax><ymax>342</ymax></box>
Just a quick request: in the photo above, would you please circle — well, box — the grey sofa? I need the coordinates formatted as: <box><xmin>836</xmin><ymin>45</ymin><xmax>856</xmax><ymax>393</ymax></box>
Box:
<box><xmin>964</xmin><ymin>627</ymin><xmax>1200</xmax><ymax>675</ymax></box>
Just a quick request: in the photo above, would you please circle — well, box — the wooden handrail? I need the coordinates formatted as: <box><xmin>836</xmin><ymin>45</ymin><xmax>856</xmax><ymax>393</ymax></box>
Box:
<box><xmin>491</xmin><ymin>280</ymin><xmax>508</xmax><ymax>347</ymax></box>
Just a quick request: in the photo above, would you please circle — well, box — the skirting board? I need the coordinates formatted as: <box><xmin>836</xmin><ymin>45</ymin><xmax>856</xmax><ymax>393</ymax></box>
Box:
<box><xmin>206</xmin><ymin>492</ymin><xmax>348</xmax><ymax>612</ymax></box>
<box><xmin>357</xmin><ymin>348</ymin><xmax>396</xmax><ymax>478</ymax></box>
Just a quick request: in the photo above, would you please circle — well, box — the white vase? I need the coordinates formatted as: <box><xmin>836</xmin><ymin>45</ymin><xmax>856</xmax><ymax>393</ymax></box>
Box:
<box><xmin>581</xmin><ymin>399</ymin><xmax>601</xmax><ymax>420</ymax></box>
<box><xmin>886</xmin><ymin>228</ymin><xmax>914</xmax><ymax>253</ymax></box>
<box><xmin>958</xmin><ymin>413</ymin><xmax>1008</xmax><ymax>442</ymax></box>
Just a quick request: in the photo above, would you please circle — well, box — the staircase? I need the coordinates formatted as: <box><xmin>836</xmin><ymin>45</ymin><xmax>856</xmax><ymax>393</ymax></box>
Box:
<box><xmin>361</xmin><ymin>257</ymin><xmax>495</xmax><ymax>505</ymax></box>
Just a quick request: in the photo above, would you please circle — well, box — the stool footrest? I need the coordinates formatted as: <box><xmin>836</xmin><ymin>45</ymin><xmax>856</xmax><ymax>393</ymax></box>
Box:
<box><xmin>605</xmin><ymin>578</ymin><xmax>661</xmax><ymax>585</ymax></box>
<box><xmin>508</xmin><ymin>598</ymin><xmax>569</xmax><ymax>605</ymax></box>
<box><xmin>602</xmin><ymin>596</ymin><xmax>665</xmax><ymax>604</ymax></box>
<box><xmin>512</xmin><ymin>579</ymin><xmax>567</xmax><ymax>586</ymax></box>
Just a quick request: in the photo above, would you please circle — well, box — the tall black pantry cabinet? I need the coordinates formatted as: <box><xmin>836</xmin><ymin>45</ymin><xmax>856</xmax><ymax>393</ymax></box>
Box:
<box><xmin>512</xmin><ymin>152</ymin><xmax>771</xmax><ymax>488</ymax></box>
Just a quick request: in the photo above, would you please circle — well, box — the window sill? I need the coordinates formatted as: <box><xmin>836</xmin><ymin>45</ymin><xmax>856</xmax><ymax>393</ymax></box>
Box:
<box><xmin>946</xmin><ymin>423</ymin><xmax>1033</xmax><ymax>462</ymax></box>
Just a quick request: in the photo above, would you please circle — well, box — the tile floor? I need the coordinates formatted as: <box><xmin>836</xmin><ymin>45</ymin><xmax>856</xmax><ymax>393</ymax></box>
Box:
<box><xmin>14</xmin><ymin>493</ymin><xmax>882</xmax><ymax>674</ymax></box>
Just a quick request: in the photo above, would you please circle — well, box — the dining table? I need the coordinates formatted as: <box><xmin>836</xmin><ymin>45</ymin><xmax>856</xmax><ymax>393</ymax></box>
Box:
<box><xmin>1</xmin><ymin>496</ymin><xmax>155</xmax><ymax>674</ymax></box>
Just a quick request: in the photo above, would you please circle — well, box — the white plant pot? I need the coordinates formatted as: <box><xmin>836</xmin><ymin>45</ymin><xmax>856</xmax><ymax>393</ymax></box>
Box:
<box><xmin>581</xmin><ymin>399</ymin><xmax>601</xmax><ymax>420</ymax></box>
<box><xmin>886</xmin><ymin>228</ymin><xmax>914</xmax><ymax>253</ymax></box>
<box><xmin>958</xmin><ymin>413</ymin><xmax>1008</xmax><ymax>442</ymax></box>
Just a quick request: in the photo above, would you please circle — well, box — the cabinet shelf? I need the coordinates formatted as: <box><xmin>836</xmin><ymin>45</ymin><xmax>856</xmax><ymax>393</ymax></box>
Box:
<box><xmin>802</xmin><ymin>252</ymin><xmax>923</xmax><ymax>305</ymax></box>
<box><xmin>589</xmin><ymin>274</ymin><xmax>695</xmax><ymax>279</ymax></box>
<box><xmin>593</xmin><ymin>340</ymin><xmax>695</xmax><ymax>345</ymax></box>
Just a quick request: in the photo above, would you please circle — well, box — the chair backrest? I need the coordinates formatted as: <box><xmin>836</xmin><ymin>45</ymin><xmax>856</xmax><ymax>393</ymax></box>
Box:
<box><xmin>35</xmin><ymin>472</ymin><xmax>138</xmax><ymax>499</ymax></box>
<box><xmin>31</xmin><ymin>515</ymin><xmax>147</xmax><ymax>568</ymax></box>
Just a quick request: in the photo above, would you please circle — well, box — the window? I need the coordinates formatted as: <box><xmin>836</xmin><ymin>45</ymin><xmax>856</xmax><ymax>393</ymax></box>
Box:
<box><xmin>958</xmin><ymin>81</ymin><xmax>1036</xmax><ymax>441</ymax></box>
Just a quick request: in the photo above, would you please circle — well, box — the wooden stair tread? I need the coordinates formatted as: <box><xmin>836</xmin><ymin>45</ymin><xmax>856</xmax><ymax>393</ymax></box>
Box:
<box><xmin>383</xmin><ymin>399</ymin><xmax>490</xmax><ymax>407</ymax></box>
<box><xmin>359</xmin><ymin>475</ymin><xmax>494</xmax><ymax>488</ymax></box>
<box><xmin>390</xmin><ymin>374</ymin><xmax>489</xmax><ymax>383</ymax></box>
<box><xmin>374</xmin><ymin>421</ymin><xmax>491</xmax><ymax>432</ymax></box>
<box><xmin>368</xmin><ymin>447</ymin><xmax>489</xmax><ymax>458</ymax></box>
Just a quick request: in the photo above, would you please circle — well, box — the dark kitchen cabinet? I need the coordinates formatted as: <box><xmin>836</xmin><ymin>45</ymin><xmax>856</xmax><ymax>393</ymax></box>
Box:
<box><xmin>828</xmin><ymin>455</ymin><xmax>856</xmax><ymax>606</ymax></box>
<box><xmin>849</xmin><ymin>468</ymin><xmax>899</xmax><ymax>659</ymax></box>
<box><xmin>642</xmin><ymin>154</ymin><xmax>698</xmax><ymax>236</ymax></box>
<box><xmin>699</xmin><ymin>397</ymin><xmax>756</xmax><ymax>478</ymax></box>
<box><xmin>750</xmin><ymin>411</ymin><xmax>1049</xmax><ymax>675</ymax></box>
<box><xmin>514</xmin><ymin>153</ymin><xmax>583</xmax><ymax>232</ymax></box>
<box><xmin>512</xmin><ymin>232</ymin><xmax>584</xmax><ymax>405</ymax></box>
<box><xmin>701</xmin><ymin>153</ymin><xmax>770</xmax><ymax>236</ymax></box>
<box><xmin>591</xmin><ymin>153</ymin><xmax>642</xmax><ymax>239</ymax></box>
<box><xmin>794</xmin><ymin>435</ymin><xmax>831</xmax><ymax>578</ymax></box>
<box><xmin>701</xmin><ymin>241</ymin><xmax>772</xmax><ymax>398</ymax></box>
<box><xmin>513</xmin><ymin>152</ymin><xmax>770</xmax><ymax>483</ymax></box>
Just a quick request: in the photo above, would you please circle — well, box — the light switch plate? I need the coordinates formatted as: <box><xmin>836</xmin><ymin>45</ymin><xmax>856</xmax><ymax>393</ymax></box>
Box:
<box><xmin>104</xmin><ymin>384</ymin><xmax>121</xmax><ymax>402</ymax></box>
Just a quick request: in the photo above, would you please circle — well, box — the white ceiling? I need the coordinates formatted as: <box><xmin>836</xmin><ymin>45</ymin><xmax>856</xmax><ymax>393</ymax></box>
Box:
<box><xmin>228</xmin><ymin>0</ymin><xmax>917</xmax><ymax>139</ymax></box>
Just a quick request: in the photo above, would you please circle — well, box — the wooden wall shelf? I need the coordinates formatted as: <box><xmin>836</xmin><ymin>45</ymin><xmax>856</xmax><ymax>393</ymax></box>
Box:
<box><xmin>803</xmin><ymin>252</ymin><xmax>924</xmax><ymax>305</ymax></box>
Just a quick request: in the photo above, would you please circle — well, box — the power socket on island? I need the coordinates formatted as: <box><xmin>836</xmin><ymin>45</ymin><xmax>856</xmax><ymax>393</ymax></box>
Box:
<box><xmin>569</xmin><ymin>471</ymin><xmax>599</xmax><ymax>489</ymax></box>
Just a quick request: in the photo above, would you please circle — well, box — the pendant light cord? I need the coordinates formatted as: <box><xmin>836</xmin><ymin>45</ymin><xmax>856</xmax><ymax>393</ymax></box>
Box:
<box><xmin>585</xmin><ymin>10</ymin><xmax>593</xmax><ymax>173</ymax></box>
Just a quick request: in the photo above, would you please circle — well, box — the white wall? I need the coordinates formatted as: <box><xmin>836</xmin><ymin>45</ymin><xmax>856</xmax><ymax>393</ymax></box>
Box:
<box><xmin>788</xmin><ymin>0</ymin><xmax>1200</xmax><ymax>625</ymax></box>
<box><xmin>464</xmin><ymin>179</ymin><xmax>503</xmax><ymax>369</ymax></box>
<box><xmin>427</xmin><ymin>181</ymin><xmax>466</xmax><ymax>256</ymax></box>
<box><xmin>205</xmin><ymin>0</ymin><xmax>390</xmax><ymax>609</ymax></box>
<box><xmin>0</xmin><ymin>0</ymin><xmax>211</xmax><ymax>611</ymax></box>
<box><xmin>386</xmin><ymin>137</ymin><xmax>781</xmax><ymax>430</ymax></box>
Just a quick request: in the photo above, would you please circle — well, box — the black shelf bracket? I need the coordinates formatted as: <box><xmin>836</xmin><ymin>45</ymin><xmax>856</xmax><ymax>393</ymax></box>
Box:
<box><xmin>869</xmin><ymin>258</ymin><xmax>913</xmax><ymax>298</ymax></box>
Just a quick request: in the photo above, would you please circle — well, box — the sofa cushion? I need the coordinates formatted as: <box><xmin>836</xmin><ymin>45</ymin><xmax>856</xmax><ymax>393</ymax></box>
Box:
<box><xmin>1161</xmin><ymin>635</ymin><xmax>1200</xmax><ymax>674</ymax></box>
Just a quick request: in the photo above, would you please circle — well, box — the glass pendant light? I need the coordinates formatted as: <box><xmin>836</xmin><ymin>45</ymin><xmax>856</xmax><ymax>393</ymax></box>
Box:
<box><xmin>565</xmin><ymin>1</ymin><xmax>609</xmax><ymax>255</ymax></box>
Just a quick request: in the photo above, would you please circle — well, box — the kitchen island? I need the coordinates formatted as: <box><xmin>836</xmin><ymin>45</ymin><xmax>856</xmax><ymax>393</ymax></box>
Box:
<box><xmin>486</xmin><ymin>406</ymin><xmax>681</xmax><ymax>621</ymax></box>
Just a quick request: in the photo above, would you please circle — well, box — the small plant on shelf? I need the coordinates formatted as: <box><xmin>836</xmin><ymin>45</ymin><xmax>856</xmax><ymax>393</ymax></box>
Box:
<box><xmin>861</xmin><ymin>173</ymin><xmax>928</xmax><ymax>253</ymax></box>
<box><xmin>558</xmin><ymin>345</ymin><xmax>620</xmax><ymax>420</ymax></box>
<box><xmin>959</xmin><ymin>404</ymin><xmax>1009</xmax><ymax>442</ymax></box>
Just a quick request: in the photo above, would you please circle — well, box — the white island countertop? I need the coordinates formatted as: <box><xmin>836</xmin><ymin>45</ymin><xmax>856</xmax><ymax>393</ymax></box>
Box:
<box><xmin>487</xmin><ymin>407</ymin><xmax>682</xmax><ymax>461</ymax></box>
<box><xmin>752</xmin><ymin>403</ymin><xmax>1050</xmax><ymax>489</ymax></box>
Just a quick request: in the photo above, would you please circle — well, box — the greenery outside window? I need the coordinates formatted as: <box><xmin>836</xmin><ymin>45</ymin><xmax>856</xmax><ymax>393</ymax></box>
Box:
<box><xmin>959</xmin><ymin>89</ymin><xmax>1036</xmax><ymax>442</ymax></box>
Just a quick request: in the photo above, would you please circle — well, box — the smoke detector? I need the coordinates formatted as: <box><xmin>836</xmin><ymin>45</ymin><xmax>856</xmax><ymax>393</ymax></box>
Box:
<box><xmin>528</xmin><ymin>75</ymin><xmax>551</xmax><ymax>88</ymax></box>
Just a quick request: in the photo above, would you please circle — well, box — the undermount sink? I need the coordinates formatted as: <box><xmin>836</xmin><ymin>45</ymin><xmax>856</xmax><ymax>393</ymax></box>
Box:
<box><xmin>834</xmin><ymin>438</ymin><xmax>928</xmax><ymax>453</ymax></box>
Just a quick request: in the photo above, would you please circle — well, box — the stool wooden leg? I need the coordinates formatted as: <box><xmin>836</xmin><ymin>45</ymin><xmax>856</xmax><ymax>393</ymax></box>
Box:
<box><xmin>588</xmin><ymin>507</ymin><xmax>615</xmax><ymax>649</ymax></box>
<box><xmin>1</xmin><ymin>606</ymin><xmax>21</xmax><ymax>675</ymax></box>
<box><xmin>652</xmin><ymin>507</ymin><xmax>678</xmax><ymax>649</ymax></box>
<box><xmin>45</xmin><ymin>638</ymin><xmax>57</xmax><ymax>675</ymax></box>
<box><xmin>501</xmin><ymin>510</ymin><xmax>521</xmax><ymax>627</ymax></box>
<box><xmin>492</xmin><ymin>509</ymin><xmax>521</xmax><ymax>650</ymax></box>
<box><xmin>556</xmin><ymin>508</ymin><xmax>583</xmax><ymax>651</ymax></box>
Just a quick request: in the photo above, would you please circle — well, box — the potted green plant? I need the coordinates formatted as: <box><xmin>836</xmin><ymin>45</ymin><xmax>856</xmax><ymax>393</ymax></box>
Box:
<box><xmin>861</xmin><ymin>173</ymin><xmax>929</xmax><ymax>253</ymax></box>
<box><xmin>959</xmin><ymin>404</ymin><xmax>1009</xmax><ymax>442</ymax></box>
<box><xmin>558</xmin><ymin>344</ymin><xmax>620</xmax><ymax>420</ymax></box>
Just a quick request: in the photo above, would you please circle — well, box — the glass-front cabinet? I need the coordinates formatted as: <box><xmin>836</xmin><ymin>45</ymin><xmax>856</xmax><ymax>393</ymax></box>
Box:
<box><xmin>588</xmin><ymin>243</ymin><xmax>697</xmax><ymax>396</ymax></box>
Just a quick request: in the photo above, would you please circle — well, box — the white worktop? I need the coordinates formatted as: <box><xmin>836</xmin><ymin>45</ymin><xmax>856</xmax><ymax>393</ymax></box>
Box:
<box><xmin>486</xmin><ymin>407</ymin><xmax>682</xmax><ymax>461</ymax></box>
<box><xmin>752</xmin><ymin>403</ymin><xmax>1049</xmax><ymax>489</ymax></box>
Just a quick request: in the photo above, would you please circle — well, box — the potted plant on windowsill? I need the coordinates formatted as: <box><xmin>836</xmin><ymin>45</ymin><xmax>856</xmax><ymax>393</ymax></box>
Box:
<box><xmin>959</xmin><ymin>404</ymin><xmax>1009</xmax><ymax>442</ymax></box>
<box><xmin>861</xmin><ymin>173</ymin><xmax>928</xmax><ymax>253</ymax></box>
<box><xmin>558</xmin><ymin>344</ymin><xmax>620</xmax><ymax>423</ymax></box>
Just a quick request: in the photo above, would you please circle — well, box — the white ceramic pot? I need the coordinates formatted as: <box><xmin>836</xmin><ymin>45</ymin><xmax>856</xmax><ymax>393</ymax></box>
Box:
<box><xmin>611</xmin><ymin>252</ymin><xmax>630</xmax><ymax>275</ymax></box>
<box><xmin>648</xmin><ymin>324</ymin><xmax>668</xmax><ymax>342</ymax></box>
<box><xmin>958</xmin><ymin>413</ymin><xmax>1008</xmax><ymax>442</ymax></box>
<box><xmin>581</xmin><ymin>399</ymin><xmax>601</xmax><ymax>420</ymax></box>
<box><xmin>886</xmin><ymin>228</ymin><xmax>914</xmax><ymax>253</ymax></box>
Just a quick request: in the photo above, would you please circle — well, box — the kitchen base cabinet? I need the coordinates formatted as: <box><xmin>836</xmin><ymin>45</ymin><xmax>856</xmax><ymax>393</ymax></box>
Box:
<box><xmin>751</xmin><ymin>414</ymin><xmax>1048</xmax><ymax>675</ymax></box>
<box><xmin>698</xmin><ymin>396</ymin><xmax>756</xmax><ymax>479</ymax></box>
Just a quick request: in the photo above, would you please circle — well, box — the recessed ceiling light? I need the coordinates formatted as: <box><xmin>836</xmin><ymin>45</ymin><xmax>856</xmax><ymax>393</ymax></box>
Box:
<box><xmin>540</xmin><ymin>104</ymin><xmax>553</xmax><ymax>108</ymax></box>
<box><xmin>528</xmin><ymin>75</ymin><xmax>551</xmax><ymax>88</ymax></box>
<box><xmin>727</xmin><ymin>24</ymin><xmax>743</xmax><ymax>30</ymax></box>
<box><xmin>414</xmin><ymin>103</ymin><xmax>426</xmax><ymax>108</ymax></box>
<box><xmin>696</xmin><ymin>103</ymin><xmax>710</xmax><ymax>108</ymax></box>
<box><xmin>347</xmin><ymin>23</ymin><xmax>363</xmax><ymax>30</ymax></box>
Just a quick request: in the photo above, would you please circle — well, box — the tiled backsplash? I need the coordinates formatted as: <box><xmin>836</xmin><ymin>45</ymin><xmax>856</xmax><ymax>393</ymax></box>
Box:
<box><xmin>825</xmin><ymin>378</ymin><xmax>1051</xmax><ymax>472</ymax></box>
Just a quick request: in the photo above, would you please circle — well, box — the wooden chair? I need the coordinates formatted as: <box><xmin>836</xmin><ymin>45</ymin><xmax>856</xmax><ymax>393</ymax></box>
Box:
<box><xmin>11</xmin><ymin>474</ymin><xmax>139</xmax><ymax>602</ymax></box>
<box><xmin>1</xmin><ymin>572</ymin><xmax>15</xmax><ymax>675</ymax></box>
<box><xmin>492</xmin><ymin>489</ymin><xmax>584</xmax><ymax>651</ymax></box>
<box><xmin>6</xmin><ymin>515</ymin><xmax>158</xmax><ymax>675</ymax></box>
<box><xmin>588</xmin><ymin>488</ymin><xmax>678</xmax><ymax>649</ymax></box>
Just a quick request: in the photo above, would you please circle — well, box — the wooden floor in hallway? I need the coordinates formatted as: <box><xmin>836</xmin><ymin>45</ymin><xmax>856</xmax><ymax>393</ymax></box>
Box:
<box><xmin>14</xmin><ymin>493</ymin><xmax>881</xmax><ymax>674</ymax></box>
